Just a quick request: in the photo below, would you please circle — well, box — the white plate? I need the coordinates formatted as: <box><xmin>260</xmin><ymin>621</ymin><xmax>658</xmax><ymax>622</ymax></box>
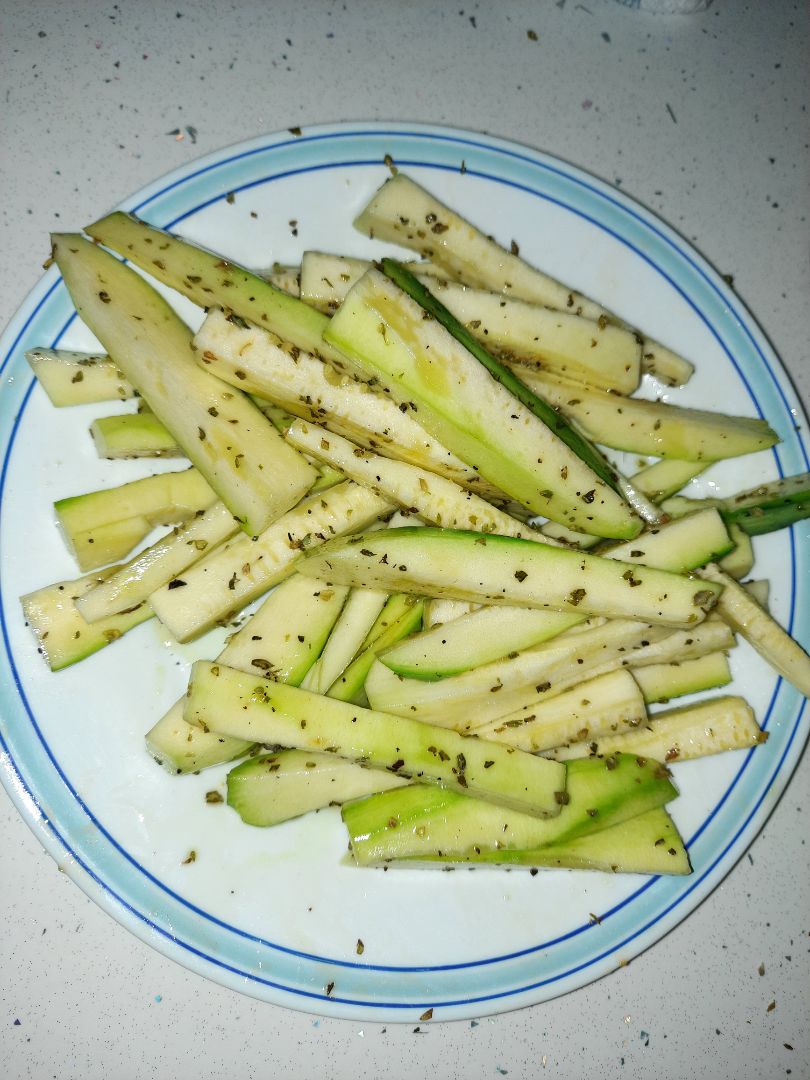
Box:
<box><xmin>0</xmin><ymin>122</ymin><xmax>807</xmax><ymax>1022</ymax></box>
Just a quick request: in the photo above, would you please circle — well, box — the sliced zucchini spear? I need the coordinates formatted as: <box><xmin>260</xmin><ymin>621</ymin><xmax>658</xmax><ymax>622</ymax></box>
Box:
<box><xmin>84</xmin><ymin>211</ymin><xmax>344</xmax><ymax>364</ymax></box>
<box><xmin>545</xmin><ymin>694</ymin><xmax>764</xmax><ymax>762</ymax></box>
<box><xmin>51</xmin><ymin>234</ymin><xmax>316</xmax><ymax>536</ymax></box>
<box><xmin>518</xmin><ymin>369</ymin><xmax>779</xmax><ymax>463</ymax></box>
<box><xmin>185</xmin><ymin>661</ymin><xmax>567</xmax><ymax>819</ymax></box>
<box><xmin>90</xmin><ymin>412</ymin><xmax>181</xmax><ymax>459</ymax></box>
<box><xmin>698</xmin><ymin>563</ymin><xmax>810</xmax><ymax>696</ymax></box>
<box><xmin>299</xmin><ymin>527</ymin><xmax>722</xmax><ymax>626</ymax></box>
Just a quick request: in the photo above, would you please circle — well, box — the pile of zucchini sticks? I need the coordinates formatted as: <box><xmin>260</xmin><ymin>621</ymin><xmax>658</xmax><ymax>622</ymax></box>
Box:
<box><xmin>22</xmin><ymin>172</ymin><xmax>810</xmax><ymax>875</ymax></box>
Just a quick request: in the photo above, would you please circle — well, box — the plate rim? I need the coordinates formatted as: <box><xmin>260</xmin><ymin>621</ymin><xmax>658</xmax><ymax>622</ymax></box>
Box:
<box><xmin>1</xmin><ymin>119</ymin><xmax>808</xmax><ymax>1022</ymax></box>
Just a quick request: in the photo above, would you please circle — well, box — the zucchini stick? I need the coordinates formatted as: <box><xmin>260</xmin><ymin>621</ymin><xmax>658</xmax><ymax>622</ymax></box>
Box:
<box><xmin>52</xmin><ymin>234</ymin><xmax>316</xmax><ymax>536</ymax></box>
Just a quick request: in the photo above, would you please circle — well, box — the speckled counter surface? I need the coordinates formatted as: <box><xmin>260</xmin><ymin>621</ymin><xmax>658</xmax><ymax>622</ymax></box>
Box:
<box><xmin>1</xmin><ymin>2</ymin><xmax>808</xmax><ymax>1077</ymax></box>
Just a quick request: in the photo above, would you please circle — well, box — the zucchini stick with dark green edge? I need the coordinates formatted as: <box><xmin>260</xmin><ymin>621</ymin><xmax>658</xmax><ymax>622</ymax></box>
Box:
<box><xmin>51</xmin><ymin>234</ymin><xmax>316</xmax><ymax>537</ymax></box>
<box><xmin>341</xmin><ymin>754</ymin><xmax>677</xmax><ymax>865</ymax></box>
<box><xmin>380</xmin><ymin>258</ymin><xmax>620</xmax><ymax>495</ymax></box>
<box><xmin>662</xmin><ymin>472</ymin><xmax>810</xmax><ymax>537</ymax></box>
<box><xmin>382</xmin><ymin>259</ymin><xmax>663</xmax><ymax>527</ymax></box>
<box><xmin>325</xmin><ymin>267</ymin><xmax>643</xmax><ymax>537</ymax></box>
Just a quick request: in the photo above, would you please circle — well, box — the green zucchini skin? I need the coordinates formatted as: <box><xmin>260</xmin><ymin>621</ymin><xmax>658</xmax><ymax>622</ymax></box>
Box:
<box><xmin>299</xmin><ymin>527</ymin><xmax>722</xmax><ymax>626</ymax></box>
<box><xmin>457</xmin><ymin>808</ymin><xmax>691</xmax><ymax>874</ymax></box>
<box><xmin>185</xmin><ymin>661</ymin><xmax>567</xmax><ymax>819</ymax></box>
<box><xmin>52</xmin><ymin>233</ymin><xmax>316</xmax><ymax>537</ymax></box>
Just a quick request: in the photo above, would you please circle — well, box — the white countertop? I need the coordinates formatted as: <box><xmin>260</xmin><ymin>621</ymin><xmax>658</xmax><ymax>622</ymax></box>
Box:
<box><xmin>1</xmin><ymin>2</ymin><xmax>808</xmax><ymax>1077</ymax></box>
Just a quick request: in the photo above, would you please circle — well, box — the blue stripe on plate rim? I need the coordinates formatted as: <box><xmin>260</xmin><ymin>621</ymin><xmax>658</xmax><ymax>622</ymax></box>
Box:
<box><xmin>0</xmin><ymin>123</ymin><xmax>807</xmax><ymax>1021</ymax></box>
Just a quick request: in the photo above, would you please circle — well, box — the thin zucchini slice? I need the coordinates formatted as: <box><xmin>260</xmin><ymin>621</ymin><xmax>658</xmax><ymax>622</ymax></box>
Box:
<box><xmin>519</xmin><ymin>368</ymin><xmax>779</xmax><ymax>462</ymax></box>
<box><xmin>458</xmin><ymin>808</ymin><xmax>690</xmax><ymax>874</ymax></box>
<box><xmin>325</xmin><ymin>594</ymin><xmax>424</xmax><ymax>704</ymax></box>
<box><xmin>21</xmin><ymin>569</ymin><xmax>153</xmax><ymax>671</ymax></box>
<box><xmin>546</xmin><ymin>695</ymin><xmax>764</xmax><ymax>762</ymax></box>
<box><xmin>85</xmin><ymin>211</ymin><xmax>344</xmax><ymax>364</ymax></box>
<box><xmin>285</xmin><ymin>419</ymin><xmax>547</xmax><ymax>542</ymax></box>
<box><xmin>472</xmin><ymin>669</ymin><xmax>647</xmax><ymax>752</ymax></box>
<box><xmin>631</xmin><ymin>651</ymin><xmax>733</xmax><ymax>704</ymax></box>
<box><xmin>299</xmin><ymin>527</ymin><xmax>722</xmax><ymax>625</ymax></box>
<box><xmin>25</xmin><ymin>347</ymin><xmax>136</xmax><ymax>406</ymax></box>
<box><xmin>226</xmin><ymin>750</ymin><xmax>407</xmax><ymax>827</ymax></box>
<box><xmin>52</xmin><ymin>233</ymin><xmax>316</xmax><ymax>536</ymax></box>
<box><xmin>76</xmin><ymin>501</ymin><xmax>241</xmax><ymax>622</ymax></box>
<box><xmin>698</xmin><ymin>563</ymin><xmax>810</xmax><ymax>696</ymax></box>
<box><xmin>91</xmin><ymin>412</ymin><xmax>182</xmax><ymax>459</ymax></box>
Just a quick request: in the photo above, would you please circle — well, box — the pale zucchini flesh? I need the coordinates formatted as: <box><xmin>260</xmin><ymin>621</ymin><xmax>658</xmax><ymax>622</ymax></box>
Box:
<box><xmin>472</xmin><ymin>669</ymin><xmax>648</xmax><ymax>752</ymax></box>
<box><xmin>146</xmin><ymin>701</ymin><xmax>254</xmax><ymax>775</ymax></box>
<box><xmin>185</xmin><ymin>662</ymin><xmax>567</xmax><ymax>818</ymax></box>
<box><xmin>284</xmin><ymin>418</ymin><xmax>547</xmax><ymax>542</ymax></box>
<box><xmin>300</xmin><ymin>587</ymin><xmax>389</xmax><ymax>693</ymax></box>
<box><xmin>546</xmin><ymin>695</ymin><xmax>763</xmax><ymax>762</ymax></box>
<box><xmin>422</xmin><ymin>598</ymin><xmax>476</xmax><ymax>629</ymax></box>
<box><xmin>227</xmin><ymin>749</ymin><xmax>407</xmax><ymax>827</ymax></box>
<box><xmin>65</xmin><ymin>515</ymin><xmax>156</xmax><ymax>573</ymax></box>
<box><xmin>76</xmin><ymin>501</ymin><xmax>241</xmax><ymax>622</ymax></box>
<box><xmin>631</xmin><ymin>651</ymin><xmax>733</xmax><ymax>704</ymax></box>
<box><xmin>52</xmin><ymin>234</ymin><xmax>316</xmax><ymax>536</ymax></box>
<box><xmin>698</xmin><ymin>563</ymin><xmax>810</xmax><ymax>697</ymax></box>
<box><xmin>55</xmin><ymin>467</ymin><xmax>216</xmax><ymax>536</ymax></box>
<box><xmin>25</xmin><ymin>348</ymin><xmax>137</xmax><ymax>406</ymax></box>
